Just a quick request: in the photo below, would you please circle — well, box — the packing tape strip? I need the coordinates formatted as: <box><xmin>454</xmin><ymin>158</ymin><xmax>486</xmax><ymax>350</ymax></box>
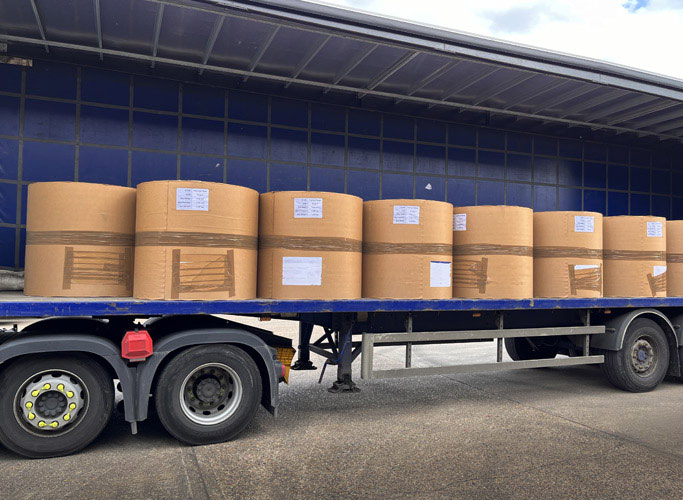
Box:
<box><xmin>62</xmin><ymin>246</ymin><xmax>132</xmax><ymax>291</ymax></box>
<box><xmin>260</xmin><ymin>235</ymin><xmax>362</xmax><ymax>252</ymax></box>
<box><xmin>171</xmin><ymin>249</ymin><xmax>235</xmax><ymax>299</ymax></box>
<box><xmin>452</xmin><ymin>257</ymin><xmax>488</xmax><ymax>293</ymax></box>
<box><xmin>647</xmin><ymin>271</ymin><xmax>666</xmax><ymax>295</ymax></box>
<box><xmin>363</xmin><ymin>242</ymin><xmax>452</xmax><ymax>255</ymax></box>
<box><xmin>454</xmin><ymin>244</ymin><xmax>532</xmax><ymax>257</ymax></box>
<box><xmin>27</xmin><ymin>231</ymin><xmax>134</xmax><ymax>246</ymax></box>
<box><xmin>136</xmin><ymin>231</ymin><xmax>257</xmax><ymax>249</ymax></box>
<box><xmin>603</xmin><ymin>250</ymin><xmax>666</xmax><ymax>261</ymax></box>
<box><xmin>534</xmin><ymin>246</ymin><xmax>602</xmax><ymax>259</ymax></box>
<box><xmin>568</xmin><ymin>264</ymin><xmax>602</xmax><ymax>295</ymax></box>
<box><xmin>667</xmin><ymin>253</ymin><xmax>683</xmax><ymax>263</ymax></box>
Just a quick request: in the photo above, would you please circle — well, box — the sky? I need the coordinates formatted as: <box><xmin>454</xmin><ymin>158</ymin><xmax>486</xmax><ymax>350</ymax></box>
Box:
<box><xmin>318</xmin><ymin>0</ymin><xmax>683</xmax><ymax>80</ymax></box>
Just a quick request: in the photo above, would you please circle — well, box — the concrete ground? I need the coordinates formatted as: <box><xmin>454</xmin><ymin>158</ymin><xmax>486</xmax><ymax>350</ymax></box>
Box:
<box><xmin>1</xmin><ymin>317</ymin><xmax>682</xmax><ymax>500</ymax></box>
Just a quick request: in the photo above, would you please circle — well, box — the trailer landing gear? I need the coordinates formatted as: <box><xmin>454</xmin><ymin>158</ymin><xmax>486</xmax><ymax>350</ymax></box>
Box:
<box><xmin>291</xmin><ymin>322</ymin><xmax>317</xmax><ymax>371</ymax></box>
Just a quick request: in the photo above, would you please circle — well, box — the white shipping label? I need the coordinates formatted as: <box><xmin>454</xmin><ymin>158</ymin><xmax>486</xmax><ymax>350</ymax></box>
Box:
<box><xmin>393</xmin><ymin>205</ymin><xmax>420</xmax><ymax>225</ymax></box>
<box><xmin>176</xmin><ymin>188</ymin><xmax>209</xmax><ymax>211</ymax></box>
<box><xmin>575</xmin><ymin>264</ymin><xmax>599</xmax><ymax>270</ymax></box>
<box><xmin>453</xmin><ymin>213</ymin><xmax>467</xmax><ymax>231</ymax></box>
<box><xmin>430</xmin><ymin>261</ymin><xmax>452</xmax><ymax>288</ymax></box>
<box><xmin>574</xmin><ymin>216</ymin><xmax>594</xmax><ymax>233</ymax></box>
<box><xmin>654</xmin><ymin>265</ymin><xmax>667</xmax><ymax>277</ymax></box>
<box><xmin>282</xmin><ymin>257</ymin><xmax>322</xmax><ymax>286</ymax></box>
<box><xmin>647</xmin><ymin>221</ymin><xmax>663</xmax><ymax>238</ymax></box>
<box><xmin>294</xmin><ymin>198</ymin><xmax>323</xmax><ymax>218</ymax></box>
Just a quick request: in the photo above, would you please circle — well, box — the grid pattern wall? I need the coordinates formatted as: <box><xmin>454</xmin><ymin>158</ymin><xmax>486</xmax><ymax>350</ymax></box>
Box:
<box><xmin>1</xmin><ymin>61</ymin><xmax>683</xmax><ymax>270</ymax></box>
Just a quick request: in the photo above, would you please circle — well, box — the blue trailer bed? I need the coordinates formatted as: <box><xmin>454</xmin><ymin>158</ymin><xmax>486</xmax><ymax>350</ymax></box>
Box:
<box><xmin>1</xmin><ymin>291</ymin><xmax>683</xmax><ymax>318</ymax></box>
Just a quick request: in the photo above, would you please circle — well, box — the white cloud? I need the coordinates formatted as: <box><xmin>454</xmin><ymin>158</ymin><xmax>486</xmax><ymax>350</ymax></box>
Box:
<box><xmin>315</xmin><ymin>0</ymin><xmax>683</xmax><ymax>80</ymax></box>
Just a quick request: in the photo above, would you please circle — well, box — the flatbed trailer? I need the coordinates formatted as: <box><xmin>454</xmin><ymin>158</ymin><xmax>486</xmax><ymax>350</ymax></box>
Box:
<box><xmin>0</xmin><ymin>291</ymin><xmax>681</xmax><ymax>458</ymax></box>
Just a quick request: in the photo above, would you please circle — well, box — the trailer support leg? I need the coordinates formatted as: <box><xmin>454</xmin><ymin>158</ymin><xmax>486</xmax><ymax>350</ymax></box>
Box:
<box><xmin>292</xmin><ymin>322</ymin><xmax>317</xmax><ymax>371</ymax></box>
<box><xmin>328</xmin><ymin>325</ymin><xmax>359</xmax><ymax>393</ymax></box>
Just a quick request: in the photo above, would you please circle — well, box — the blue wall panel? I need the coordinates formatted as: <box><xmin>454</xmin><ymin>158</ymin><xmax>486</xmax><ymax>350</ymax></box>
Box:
<box><xmin>1</xmin><ymin>59</ymin><xmax>682</xmax><ymax>269</ymax></box>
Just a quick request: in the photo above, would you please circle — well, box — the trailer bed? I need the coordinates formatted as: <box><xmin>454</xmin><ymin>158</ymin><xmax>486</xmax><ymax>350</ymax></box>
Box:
<box><xmin>1</xmin><ymin>292</ymin><xmax>683</xmax><ymax>318</ymax></box>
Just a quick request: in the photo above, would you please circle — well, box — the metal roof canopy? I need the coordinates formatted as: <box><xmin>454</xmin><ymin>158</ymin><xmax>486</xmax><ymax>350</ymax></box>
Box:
<box><xmin>2</xmin><ymin>0</ymin><xmax>683</xmax><ymax>146</ymax></box>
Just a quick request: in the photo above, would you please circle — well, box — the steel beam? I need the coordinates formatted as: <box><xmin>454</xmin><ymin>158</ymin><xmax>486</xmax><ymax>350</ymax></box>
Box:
<box><xmin>283</xmin><ymin>34</ymin><xmax>331</xmax><ymax>88</ymax></box>
<box><xmin>531</xmin><ymin>84</ymin><xmax>598</xmax><ymax>115</ymax></box>
<box><xmin>609</xmin><ymin>102</ymin><xmax>683</xmax><ymax>127</ymax></box>
<box><xmin>502</xmin><ymin>78</ymin><xmax>568</xmax><ymax>110</ymax></box>
<box><xmin>472</xmin><ymin>72</ymin><xmax>536</xmax><ymax>106</ymax></box>
<box><xmin>440</xmin><ymin>65</ymin><xmax>500</xmax><ymax>102</ymax></box>
<box><xmin>395</xmin><ymin>59</ymin><xmax>461</xmax><ymax>104</ymax></box>
<box><xmin>357</xmin><ymin>50</ymin><xmax>419</xmax><ymax>99</ymax></box>
<box><xmin>29</xmin><ymin>0</ymin><xmax>49</xmax><ymax>53</ymax></box>
<box><xmin>243</xmin><ymin>25</ymin><xmax>279</xmax><ymax>83</ymax></box>
<box><xmin>652</xmin><ymin>117</ymin><xmax>683</xmax><ymax>134</ymax></box>
<box><xmin>198</xmin><ymin>15</ymin><xmax>225</xmax><ymax>75</ymax></box>
<box><xmin>93</xmin><ymin>0</ymin><xmax>103</xmax><ymax>60</ymax></box>
<box><xmin>585</xmin><ymin>94</ymin><xmax>659</xmax><ymax>121</ymax></box>
<box><xmin>364</xmin><ymin>356</ymin><xmax>605</xmax><ymax>380</ymax></box>
<box><xmin>150</xmin><ymin>4</ymin><xmax>165</xmax><ymax>68</ymax></box>
<box><xmin>557</xmin><ymin>90</ymin><xmax>626</xmax><ymax>119</ymax></box>
<box><xmin>1</xmin><ymin>34</ymin><xmax>680</xmax><ymax>142</ymax></box>
<box><xmin>324</xmin><ymin>42</ymin><xmax>377</xmax><ymax>93</ymax></box>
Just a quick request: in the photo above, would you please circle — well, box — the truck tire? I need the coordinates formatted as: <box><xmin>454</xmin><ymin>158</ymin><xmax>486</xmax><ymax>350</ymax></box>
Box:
<box><xmin>504</xmin><ymin>337</ymin><xmax>559</xmax><ymax>361</ymax></box>
<box><xmin>602</xmin><ymin>318</ymin><xmax>669</xmax><ymax>392</ymax></box>
<box><xmin>154</xmin><ymin>344</ymin><xmax>262</xmax><ymax>445</ymax></box>
<box><xmin>0</xmin><ymin>355</ymin><xmax>114</xmax><ymax>458</ymax></box>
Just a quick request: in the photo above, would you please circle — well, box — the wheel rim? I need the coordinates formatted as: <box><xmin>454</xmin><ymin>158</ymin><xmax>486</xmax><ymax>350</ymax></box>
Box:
<box><xmin>14</xmin><ymin>370</ymin><xmax>87</xmax><ymax>436</ymax></box>
<box><xmin>630</xmin><ymin>337</ymin><xmax>656</xmax><ymax>376</ymax></box>
<box><xmin>179</xmin><ymin>363</ymin><xmax>243</xmax><ymax>426</ymax></box>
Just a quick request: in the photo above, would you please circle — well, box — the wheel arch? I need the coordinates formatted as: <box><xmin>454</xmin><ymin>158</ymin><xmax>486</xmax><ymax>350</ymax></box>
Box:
<box><xmin>592</xmin><ymin>308</ymin><xmax>680</xmax><ymax>377</ymax></box>
<box><xmin>0</xmin><ymin>334</ymin><xmax>137</xmax><ymax>422</ymax></box>
<box><xmin>136</xmin><ymin>328</ymin><xmax>281</xmax><ymax>424</ymax></box>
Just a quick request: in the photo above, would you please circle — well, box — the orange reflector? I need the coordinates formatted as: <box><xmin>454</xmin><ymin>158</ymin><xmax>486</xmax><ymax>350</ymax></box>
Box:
<box><xmin>473</xmin><ymin>313</ymin><xmax>481</xmax><ymax>318</ymax></box>
<box><xmin>276</xmin><ymin>347</ymin><xmax>296</xmax><ymax>384</ymax></box>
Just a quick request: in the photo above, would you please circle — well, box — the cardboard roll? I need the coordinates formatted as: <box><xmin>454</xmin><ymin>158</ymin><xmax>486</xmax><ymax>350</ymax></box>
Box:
<box><xmin>667</xmin><ymin>220</ymin><xmax>683</xmax><ymax>297</ymax></box>
<box><xmin>453</xmin><ymin>205</ymin><xmax>533</xmax><ymax>299</ymax></box>
<box><xmin>603</xmin><ymin>216</ymin><xmax>667</xmax><ymax>298</ymax></box>
<box><xmin>534</xmin><ymin>211</ymin><xmax>603</xmax><ymax>298</ymax></box>
<box><xmin>258</xmin><ymin>191</ymin><xmax>362</xmax><ymax>299</ymax></box>
<box><xmin>24</xmin><ymin>182</ymin><xmax>136</xmax><ymax>298</ymax></box>
<box><xmin>134</xmin><ymin>180</ymin><xmax>258</xmax><ymax>300</ymax></box>
<box><xmin>363</xmin><ymin>199</ymin><xmax>453</xmax><ymax>299</ymax></box>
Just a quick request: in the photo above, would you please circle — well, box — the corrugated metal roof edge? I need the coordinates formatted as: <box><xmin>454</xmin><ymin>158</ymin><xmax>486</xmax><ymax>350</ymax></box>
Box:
<box><xmin>196</xmin><ymin>0</ymin><xmax>683</xmax><ymax>101</ymax></box>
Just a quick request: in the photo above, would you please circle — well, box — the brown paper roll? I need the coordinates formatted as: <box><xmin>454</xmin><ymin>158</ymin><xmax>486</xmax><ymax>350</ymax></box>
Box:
<box><xmin>363</xmin><ymin>199</ymin><xmax>453</xmax><ymax>299</ymax></box>
<box><xmin>604</xmin><ymin>216</ymin><xmax>667</xmax><ymax>297</ymax></box>
<box><xmin>258</xmin><ymin>191</ymin><xmax>362</xmax><ymax>299</ymax></box>
<box><xmin>134</xmin><ymin>181</ymin><xmax>258</xmax><ymax>300</ymax></box>
<box><xmin>453</xmin><ymin>205</ymin><xmax>533</xmax><ymax>299</ymax></box>
<box><xmin>534</xmin><ymin>211</ymin><xmax>603</xmax><ymax>298</ymax></box>
<box><xmin>24</xmin><ymin>182</ymin><xmax>136</xmax><ymax>297</ymax></box>
<box><xmin>667</xmin><ymin>220</ymin><xmax>683</xmax><ymax>297</ymax></box>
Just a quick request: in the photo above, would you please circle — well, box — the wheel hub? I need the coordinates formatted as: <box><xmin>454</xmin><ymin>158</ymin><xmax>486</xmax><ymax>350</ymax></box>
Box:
<box><xmin>16</xmin><ymin>373</ymin><xmax>85</xmax><ymax>432</ymax></box>
<box><xmin>180</xmin><ymin>363</ymin><xmax>242</xmax><ymax>426</ymax></box>
<box><xmin>631</xmin><ymin>339</ymin><xmax>655</xmax><ymax>374</ymax></box>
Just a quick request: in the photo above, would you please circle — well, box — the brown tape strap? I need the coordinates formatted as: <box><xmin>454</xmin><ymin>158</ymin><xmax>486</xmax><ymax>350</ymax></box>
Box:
<box><xmin>452</xmin><ymin>257</ymin><xmax>488</xmax><ymax>293</ymax></box>
<box><xmin>603</xmin><ymin>250</ymin><xmax>666</xmax><ymax>261</ymax></box>
<box><xmin>28</xmin><ymin>231</ymin><xmax>134</xmax><ymax>246</ymax></box>
<box><xmin>568</xmin><ymin>264</ymin><xmax>602</xmax><ymax>295</ymax></box>
<box><xmin>136</xmin><ymin>231</ymin><xmax>257</xmax><ymax>249</ymax></box>
<box><xmin>260</xmin><ymin>235</ymin><xmax>361</xmax><ymax>253</ymax></box>
<box><xmin>454</xmin><ymin>244</ymin><xmax>532</xmax><ymax>257</ymax></box>
<box><xmin>63</xmin><ymin>246</ymin><xmax>132</xmax><ymax>291</ymax></box>
<box><xmin>363</xmin><ymin>242</ymin><xmax>452</xmax><ymax>255</ymax></box>
<box><xmin>667</xmin><ymin>253</ymin><xmax>683</xmax><ymax>263</ymax></box>
<box><xmin>647</xmin><ymin>272</ymin><xmax>666</xmax><ymax>296</ymax></box>
<box><xmin>171</xmin><ymin>249</ymin><xmax>235</xmax><ymax>299</ymax></box>
<box><xmin>534</xmin><ymin>246</ymin><xmax>602</xmax><ymax>259</ymax></box>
